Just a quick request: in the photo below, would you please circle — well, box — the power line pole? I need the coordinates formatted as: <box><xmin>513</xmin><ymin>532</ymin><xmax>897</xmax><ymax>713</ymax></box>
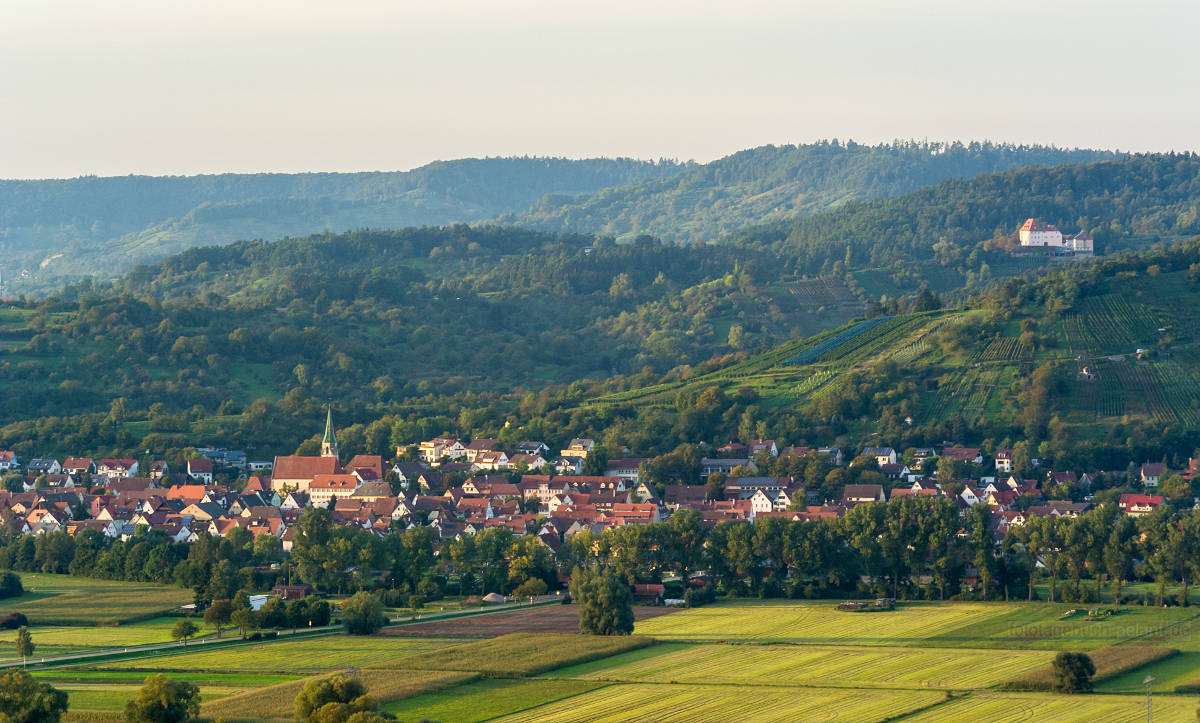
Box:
<box><xmin>1145</xmin><ymin>674</ymin><xmax>1154</xmax><ymax>723</ymax></box>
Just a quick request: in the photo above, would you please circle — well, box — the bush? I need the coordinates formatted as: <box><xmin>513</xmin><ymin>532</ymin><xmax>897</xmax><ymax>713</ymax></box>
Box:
<box><xmin>0</xmin><ymin>572</ymin><xmax>23</xmax><ymax>600</ymax></box>
<box><xmin>512</xmin><ymin>579</ymin><xmax>548</xmax><ymax>599</ymax></box>
<box><xmin>683</xmin><ymin>583</ymin><xmax>716</xmax><ymax>608</ymax></box>
<box><xmin>293</xmin><ymin>672</ymin><xmax>385</xmax><ymax>723</ymax></box>
<box><xmin>124</xmin><ymin>674</ymin><xmax>200</xmax><ymax>723</ymax></box>
<box><xmin>0</xmin><ymin>612</ymin><xmax>28</xmax><ymax>630</ymax></box>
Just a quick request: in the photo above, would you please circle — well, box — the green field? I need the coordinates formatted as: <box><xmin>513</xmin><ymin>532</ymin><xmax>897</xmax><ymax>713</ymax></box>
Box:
<box><xmin>549</xmin><ymin>642</ymin><xmax>1051</xmax><ymax>690</ymax></box>
<box><xmin>493</xmin><ymin>683</ymin><xmax>945</xmax><ymax>723</ymax></box>
<box><xmin>905</xmin><ymin>691</ymin><xmax>1199</xmax><ymax>722</ymax></box>
<box><xmin>0</xmin><ymin>617</ymin><xmax>188</xmax><ymax>662</ymax></box>
<box><xmin>382</xmin><ymin>679</ymin><xmax>607</xmax><ymax>722</ymax></box>
<box><xmin>0</xmin><ymin>573</ymin><xmax>191</xmax><ymax>625</ymax></box>
<box><xmin>100</xmin><ymin>634</ymin><xmax>460</xmax><ymax>673</ymax></box>
<box><xmin>22</xmin><ymin>599</ymin><xmax>1200</xmax><ymax>721</ymax></box>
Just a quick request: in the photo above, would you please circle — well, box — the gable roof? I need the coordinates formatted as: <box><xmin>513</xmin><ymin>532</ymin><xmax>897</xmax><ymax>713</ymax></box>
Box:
<box><xmin>272</xmin><ymin>456</ymin><xmax>340</xmax><ymax>481</ymax></box>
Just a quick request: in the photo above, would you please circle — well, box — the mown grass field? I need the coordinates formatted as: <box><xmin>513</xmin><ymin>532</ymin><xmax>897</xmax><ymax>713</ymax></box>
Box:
<box><xmin>101</xmin><ymin>634</ymin><xmax>460</xmax><ymax>673</ymax></box>
<box><xmin>550</xmin><ymin>642</ymin><xmax>1052</xmax><ymax>689</ymax></box>
<box><xmin>0</xmin><ymin>617</ymin><xmax>187</xmax><ymax>662</ymax></box>
<box><xmin>905</xmin><ymin>691</ymin><xmax>1200</xmax><ymax>722</ymax></box>
<box><xmin>0</xmin><ymin>573</ymin><xmax>191</xmax><ymax>625</ymax></box>
<box><xmin>382</xmin><ymin>679</ymin><xmax>607</xmax><ymax>722</ymax></box>
<box><xmin>492</xmin><ymin>683</ymin><xmax>945</xmax><ymax>723</ymax></box>
<box><xmin>378</xmin><ymin>633</ymin><xmax>654</xmax><ymax>677</ymax></box>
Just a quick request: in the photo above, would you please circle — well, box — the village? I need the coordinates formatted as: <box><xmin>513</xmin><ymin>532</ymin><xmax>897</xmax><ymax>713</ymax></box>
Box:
<box><xmin>0</xmin><ymin>408</ymin><xmax>1184</xmax><ymax>555</ymax></box>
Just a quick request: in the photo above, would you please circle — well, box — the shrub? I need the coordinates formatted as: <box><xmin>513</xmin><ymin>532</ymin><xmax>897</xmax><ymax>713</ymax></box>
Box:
<box><xmin>684</xmin><ymin>582</ymin><xmax>716</xmax><ymax>608</ymax></box>
<box><xmin>512</xmin><ymin>579</ymin><xmax>548</xmax><ymax>599</ymax></box>
<box><xmin>1051</xmin><ymin>652</ymin><xmax>1095</xmax><ymax>693</ymax></box>
<box><xmin>0</xmin><ymin>572</ymin><xmax>23</xmax><ymax>600</ymax></box>
<box><xmin>0</xmin><ymin>612</ymin><xmax>28</xmax><ymax>630</ymax></box>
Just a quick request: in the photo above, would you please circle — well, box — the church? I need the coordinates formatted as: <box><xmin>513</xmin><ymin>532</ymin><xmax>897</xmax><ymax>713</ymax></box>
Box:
<box><xmin>269</xmin><ymin>408</ymin><xmax>383</xmax><ymax>493</ymax></box>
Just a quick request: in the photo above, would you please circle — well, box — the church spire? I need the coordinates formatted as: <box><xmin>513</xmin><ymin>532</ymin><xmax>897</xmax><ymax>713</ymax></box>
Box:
<box><xmin>320</xmin><ymin>406</ymin><xmax>339</xmax><ymax>459</ymax></box>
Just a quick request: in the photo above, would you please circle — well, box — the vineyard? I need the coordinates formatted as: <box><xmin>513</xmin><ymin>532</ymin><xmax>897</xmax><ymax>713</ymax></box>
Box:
<box><xmin>1063</xmin><ymin>295</ymin><xmax>1164</xmax><ymax>354</ymax></box>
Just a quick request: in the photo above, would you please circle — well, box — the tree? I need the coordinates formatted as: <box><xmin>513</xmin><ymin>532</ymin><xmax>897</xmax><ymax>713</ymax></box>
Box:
<box><xmin>569</xmin><ymin>566</ymin><xmax>634</xmax><ymax>636</ymax></box>
<box><xmin>171</xmin><ymin>619</ymin><xmax>199</xmax><ymax>646</ymax></box>
<box><xmin>0</xmin><ymin>670</ymin><xmax>69</xmax><ymax>723</ymax></box>
<box><xmin>124</xmin><ymin>674</ymin><xmax>200</xmax><ymax>723</ymax></box>
<box><xmin>341</xmin><ymin>591</ymin><xmax>388</xmax><ymax>635</ymax></box>
<box><xmin>1051</xmin><ymin>651</ymin><xmax>1095</xmax><ymax>693</ymax></box>
<box><xmin>15</xmin><ymin>626</ymin><xmax>33</xmax><ymax>667</ymax></box>
<box><xmin>513</xmin><ymin>578</ymin><xmax>547</xmax><ymax>599</ymax></box>
<box><xmin>230</xmin><ymin>608</ymin><xmax>258</xmax><ymax>639</ymax></box>
<box><xmin>294</xmin><ymin>672</ymin><xmax>384</xmax><ymax>723</ymax></box>
<box><xmin>204</xmin><ymin>599</ymin><xmax>233</xmax><ymax>638</ymax></box>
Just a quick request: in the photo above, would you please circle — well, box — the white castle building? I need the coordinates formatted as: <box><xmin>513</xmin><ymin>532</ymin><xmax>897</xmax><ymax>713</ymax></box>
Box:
<box><xmin>1018</xmin><ymin>218</ymin><xmax>1094</xmax><ymax>256</ymax></box>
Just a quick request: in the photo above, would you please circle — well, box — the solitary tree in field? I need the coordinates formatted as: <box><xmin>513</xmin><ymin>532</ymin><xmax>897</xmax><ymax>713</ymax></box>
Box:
<box><xmin>230</xmin><ymin>608</ymin><xmax>258</xmax><ymax>639</ymax></box>
<box><xmin>171</xmin><ymin>619</ymin><xmax>199</xmax><ymax>646</ymax></box>
<box><xmin>15</xmin><ymin>626</ymin><xmax>33</xmax><ymax>667</ymax></box>
<box><xmin>569</xmin><ymin>566</ymin><xmax>634</xmax><ymax>636</ymax></box>
<box><xmin>294</xmin><ymin>672</ymin><xmax>386</xmax><ymax>723</ymax></box>
<box><xmin>0</xmin><ymin>670</ymin><xmax>68</xmax><ymax>723</ymax></box>
<box><xmin>341</xmin><ymin>591</ymin><xmax>388</xmax><ymax>635</ymax></box>
<box><xmin>204</xmin><ymin>599</ymin><xmax>233</xmax><ymax>639</ymax></box>
<box><xmin>124</xmin><ymin>674</ymin><xmax>199</xmax><ymax>723</ymax></box>
<box><xmin>1051</xmin><ymin>652</ymin><xmax>1095</xmax><ymax>693</ymax></box>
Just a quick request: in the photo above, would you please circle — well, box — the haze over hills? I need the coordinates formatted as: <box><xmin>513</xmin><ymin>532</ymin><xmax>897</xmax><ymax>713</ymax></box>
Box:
<box><xmin>0</xmin><ymin>157</ymin><xmax>684</xmax><ymax>289</ymax></box>
<box><xmin>3</xmin><ymin>153</ymin><xmax>1200</xmax><ymax>462</ymax></box>
<box><xmin>499</xmin><ymin>141</ymin><xmax>1120</xmax><ymax>244</ymax></box>
<box><xmin>1</xmin><ymin>141</ymin><xmax>1118</xmax><ymax>293</ymax></box>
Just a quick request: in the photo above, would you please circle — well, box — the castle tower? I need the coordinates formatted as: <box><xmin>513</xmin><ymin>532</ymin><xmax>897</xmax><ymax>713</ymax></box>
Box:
<box><xmin>320</xmin><ymin>406</ymin><xmax>339</xmax><ymax>459</ymax></box>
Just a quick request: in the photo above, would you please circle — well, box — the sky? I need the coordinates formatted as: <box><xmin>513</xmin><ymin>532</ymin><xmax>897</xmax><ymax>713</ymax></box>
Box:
<box><xmin>2</xmin><ymin>0</ymin><xmax>1198</xmax><ymax>178</ymax></box>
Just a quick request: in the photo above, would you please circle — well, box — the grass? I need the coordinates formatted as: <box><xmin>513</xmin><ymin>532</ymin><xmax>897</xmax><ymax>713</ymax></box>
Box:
<box><xmin>0</xmin><ymin>573</ymin><xmax>190</xmax><ymax>625</ymax></box>
<box><xmin>548</xmin><ymin>642</ymin><xmax>1052</xmax><ymax>690</ymax></box>
<box><xmin>201</xmin><ymin>669</ymin><xmax>475</xmax><ymax>722</ymax></box>
<box><xmin>922</xmin><ymin>603</ymin><xmax>1200</xmax><ymax>650</ymax></box>
<box><xmin>631</xmin><ymin>600</ymin><xmax>1021</xmax><ymax>645</ymax></box>
<box><xmin>33</xmin><ymin>670</ymin><xmax>298</xmax><ymax>687</ymax></box>
<box><xmin>382</xmin><ymin>678</ymin><xmax>607</xmax><ymax>722</ymax></box>
<box><xmin>99</xmin><ymin>635</ymin><xmax>460</xmax><ymax>673</ymax></box>
<box><xmin>1000</xmin><ymin>645</ymin><xmax>1177</xmax><ymax>691</ymax></box>
<box><xmin>55</xmin><ymin>681</ymin><xmax>252</xmax><ymax>712</ymax></box>
<box><xmin>904</xmin><ymin>691</ymin><xmax>1200</xmax><ymax>722</ymax></box>
<box><xmin>377</xmin><ymin>633</ymin><xmax>654</xmax><ymax>677</ymax></box>
<box><xmin>0</xmin><ymin>617</ymin><xmax>187</xmax><ymax>661</ymax></box>
<box><xmin>1097</xmin><ymin>651</ymin><xmax>1200</xmax><ymax>693</ymax></box>
<box><xmin>491</xmin><ymin>683</ymin><xmax>945</xmax><ymax>723</ymax></box>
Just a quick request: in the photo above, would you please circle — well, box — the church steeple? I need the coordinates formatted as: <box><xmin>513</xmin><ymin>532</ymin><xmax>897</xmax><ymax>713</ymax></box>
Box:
<box><xmin>320</xmin><ymin>406</ymin><xmax>339</xmax><ymax>459</ymax></box>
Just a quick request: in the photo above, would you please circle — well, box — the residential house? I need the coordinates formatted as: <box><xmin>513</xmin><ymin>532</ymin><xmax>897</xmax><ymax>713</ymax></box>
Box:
<box><xmin>464</xmin><ymin>439</ymin><xmax>502</xmax><ymax>463</ymax></box>
<box><xmin>26</xmin><ymin>459</ymin><xmax>61</xmax><ymax>475</ymax></box>
<box><xmin>0</xmin><ymin>452</ymin><xmax>18</xmax><ymax>472</ymax></box>
<box><xmin>701</xmin><ymin>458</ymin><xmax>750</xmax><ymax>479</ymax></box>
<box><xmin>603</xmin><ymin>458</ymin><xmax>645</xmax><ymax>484</ymax></box>
<box><xmin>308</xmin><ymin>474</ymin><xmax>362</xmax><ymax>506</ymax></box>
<box><xmin>1141</xmin><ymin>463</ymin><xmax>1167</xmax><ymax>488</ymax></box>
<box><xmin>942</xmin><ymin>447</ymin><xmax>983</xmax><ymax>465</ymax></box>
<box><xmin>748</xmin><ymin>440</ymin><xmax>779</xmax><ymax>458</ymax></box>
<box><xmin>861</xmin><ymin>447</ymin><xmax>897</xmax><ymax>466</ymax></box>
<box><xmin>187</xmin><ymin>458</ymin><xmax>213</xmax><ymax>484</ymax></box>
<box><xmin>62</xmin><ymin>458</ymin><xmax>95</xmax><ymax>476</ymax></box>
<box><xmin>841</xmin><ymin>484</ymin><xmax>886</xmax><ymax>505</ymax></box>
<box><xmin>1119</xmin><ymin>493</ymin><xmax>1164</xmax><ymax>516</ymax></box>
<box><xmin>97</xmin><ymin>459</ymin><xmax>138</xmax><ymax>479</ymax></box>
<box><xmin>417</xmin><ymin>437</ymin><xmax>467</xmax><ymax>465</ymax></box>
<box><xmin>995</xmin><ymin>449</ymin><xmax>1014</xmax><ymax>474</ymax></box>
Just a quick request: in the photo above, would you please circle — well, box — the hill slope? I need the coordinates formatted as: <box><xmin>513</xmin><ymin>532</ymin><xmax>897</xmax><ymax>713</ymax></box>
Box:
<box><xmin>0</xmin><ymin>157</ymin><xmax>684</xmax><ymax>289</ymax></box>
<box><xmin>500</xmin><ymin>141</ymin><xmax>1118</xmax><ymax>244</ymax></box>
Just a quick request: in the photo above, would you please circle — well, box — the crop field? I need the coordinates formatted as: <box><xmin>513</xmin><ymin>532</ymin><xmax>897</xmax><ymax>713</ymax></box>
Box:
<box><xmin>631</xmin><ymin>601</ymin><xmax>1020</xmax><ymax>645</ymax></box>
<box><xmin>0</xmin><ymin>618</ymin><xmax>184</xmax><ymax>662</ymax></box>
<box><xmin>905</xmin><ymin>691</ymin><xmax>1199</xmax><ymax>722</ymax></box>
<box><xmin>201</xmin><ymin>669</ymin><xmax>476</xmax><ymax>722</ymax></box>
<box><xmin>100</xmin><ymin>634</ymin><xmax>460</xmax><ymax>673</ymax></box>
<box><xmin>493</xmin><ymin>683</ymin><xmax>944</xmax><ymax>723</ymax></box>
<box><xmin>550</xmin><ymin>642</ymin><xmax>1051</xmax><ymax>690</ymax></box>
<box><xmin>55</xmin><ymin>681</ymin><xmax>250</xmax><ymax>712</ymax></box>
<box><xmin>0</xmin><ymin>573</ymin><xmax>191</xmax><ymax>625</ymax></box>
<box><xmin>376</xmin><ymin>633</ymin><xmax>653</xmax><ymax>676</ymax></box>
<box><xmin>383</xmin><ymin>679</ymin><xmax>607</xmax><ymax>723</ymax></box>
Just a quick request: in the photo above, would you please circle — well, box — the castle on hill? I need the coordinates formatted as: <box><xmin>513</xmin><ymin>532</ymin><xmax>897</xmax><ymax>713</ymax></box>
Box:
<box><xmin>1018</xmin><ymin>218</ymin><xmax>1094</xmax><ymax>256</ymax></box>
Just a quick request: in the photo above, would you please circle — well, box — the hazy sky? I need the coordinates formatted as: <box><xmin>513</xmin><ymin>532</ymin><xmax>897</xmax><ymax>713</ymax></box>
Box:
<box><xmin>2</xmin><ymin>0</ymin><xmax>1198</xmax><ymax>178</ymax></box>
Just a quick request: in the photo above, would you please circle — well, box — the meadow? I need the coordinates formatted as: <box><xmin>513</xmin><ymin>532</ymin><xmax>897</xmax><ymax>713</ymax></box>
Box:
<box><xmin>14</xmin><ymin>598</ymin><xmax>1200</xmax><ymax>721</ymax></box>
<box><xmin>550</xmin><ymin>642</ymin><xmax>1052</xmax><ymax>689</ymax></box>
<box><xmin>0</xmin><ymin>617</ymin><xmax>186</xmax><ymax>662</ymax></box>
<box><xmin>0</xmin><ymin>573</ymin><xmax>191</xmax><ymax>625</ymax></box>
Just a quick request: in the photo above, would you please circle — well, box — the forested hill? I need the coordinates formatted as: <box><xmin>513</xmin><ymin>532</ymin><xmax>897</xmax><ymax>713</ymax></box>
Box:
<box><xmin>0</xmin><ymin>157</ymin><xmax>683</xmax><ymax>288</ymax></box>
<box><xmin>498</xmin><ymin>141</ymin><xmax>1118</xmax><ymax>244</ymax></box>
<box><xmin>722</xmin><ymin>152</ymin><xmax>1200</xmax><ymax>299</ymax></box>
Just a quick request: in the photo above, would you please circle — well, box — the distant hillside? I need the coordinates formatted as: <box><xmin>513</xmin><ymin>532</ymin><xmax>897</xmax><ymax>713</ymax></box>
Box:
<box><xmin>582</xmin><ymin>237</ymin><xmax>1200</xmax><ymax>462</ymax></box>
<box><xmin>500</xmin><ymin>141</ymin><xmax>1119</xmax><ymax>244</ymax></box>
<box><xmin>725</xmin><ymin>152</ymin><xmax>1200</xmax><ymax>301</ymax></box>
<box><xmin>0</xmin><ymin>157</ymin><xmax>684</xmax><ymax>289</ymax></box>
